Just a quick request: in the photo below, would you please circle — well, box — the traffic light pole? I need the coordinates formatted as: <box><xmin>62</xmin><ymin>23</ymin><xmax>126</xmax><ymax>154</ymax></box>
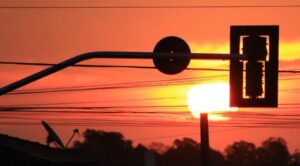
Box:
<box><xmin>0</xmin><ymin>51</ymin><xmax>245</xmax><ymax>95</ymax></box>
<box><xmin>0</xmin><ymin>26</ymin><xmax>278</xmax><ymax>166</ymax></box>
<box><xmin>200</xmin><ymin>113</ymin><xmax>210</xmax><ymax>166</ymax></box>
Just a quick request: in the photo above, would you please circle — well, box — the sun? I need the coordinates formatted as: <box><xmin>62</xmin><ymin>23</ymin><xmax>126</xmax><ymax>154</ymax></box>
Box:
<box><xmin>187</xmin><ymin>82</ymin><xmax>236</xmax><ymax>120</ymax></box>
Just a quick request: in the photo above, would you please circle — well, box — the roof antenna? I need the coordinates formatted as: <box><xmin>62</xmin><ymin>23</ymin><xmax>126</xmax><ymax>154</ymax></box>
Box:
<box><xmin>65</xmin><ymin>128</ymin><xmax>80</xmax><ymax>148</ymax></box>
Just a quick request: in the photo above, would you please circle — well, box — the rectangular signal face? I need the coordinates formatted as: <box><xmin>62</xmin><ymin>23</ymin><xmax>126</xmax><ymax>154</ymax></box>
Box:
<box><xmin>230</xmin><ymin>26</ymin><xmax>279</xmax><ymax>107</ymax></box>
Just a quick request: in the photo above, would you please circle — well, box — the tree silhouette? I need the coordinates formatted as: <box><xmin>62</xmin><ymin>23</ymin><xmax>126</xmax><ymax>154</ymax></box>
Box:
<box><xmin>290</xmin><ymin>151</ymin><xmax>300</xmax><ymax>166</ymax></box>
<box><xmin>256</xmin><ymin>137</ymin><xmax>290</xmax><ymax>166</ymax></box>
<box><xmin>210</xmin><ymin>148</ymin><xmax>226</xmax><ymax>166</ymax></box>
<box><xmin>159</xmin><ymin>137</ymin><xmax>201</xmax><ymax>166</ymax></box>
<box><xmin>225</xmin><ymin>140</ymin><xmax>256</xmax><ymax>166</ymax></box>
<box><xmin>158</xmin><ymin>137</ymin><xmax>225</xmax><ymax>166</ymax></box>
<box><xmin>71</xmin><ymin>129</ymin><xmax>295</xmax><ymax>166</ymax></box>
<box><xmin>148</xmin><ymin>142</ymin><xmax>169</xmax><ymax>154</ymax></box>
<box><xmin>72</xmin><ymin>129</ymin><xmax>141</xmax><ymax>166</ymax></box>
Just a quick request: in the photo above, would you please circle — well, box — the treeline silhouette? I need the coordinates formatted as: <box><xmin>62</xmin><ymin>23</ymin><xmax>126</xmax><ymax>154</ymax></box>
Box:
<box><xmin>71</xmin><ymin>129</ymin><xmax>300</xmax><ymax>166</ymax></box>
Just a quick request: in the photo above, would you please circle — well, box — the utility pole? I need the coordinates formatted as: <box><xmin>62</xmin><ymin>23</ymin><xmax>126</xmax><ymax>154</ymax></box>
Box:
<box><xmin>200</xmin><ymin>113</ymin><xmax>210</xmax><ymax>166</ymax></box>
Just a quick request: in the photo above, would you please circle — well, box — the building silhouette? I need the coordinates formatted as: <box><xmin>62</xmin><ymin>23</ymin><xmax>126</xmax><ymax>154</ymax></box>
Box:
<box><xmin>0</xmin><ymin>133</ymin><xmax>96</xmax><ymax>166</ymax></box>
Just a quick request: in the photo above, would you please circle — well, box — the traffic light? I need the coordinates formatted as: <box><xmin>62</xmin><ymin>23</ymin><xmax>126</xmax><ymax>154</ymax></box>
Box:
<box><xmin>230</xmin><ymin>26</ymin><xmax>279</xmax><ymax>107</ymax></box>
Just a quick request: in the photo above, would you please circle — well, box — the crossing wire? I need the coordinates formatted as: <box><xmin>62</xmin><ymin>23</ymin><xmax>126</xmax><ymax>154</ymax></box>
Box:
<box><xmin>0</xmin><ymin>74</ymin><xmax>297</xmax><ymax>95</ymax></box>
<box><xmin>0</xmin><ymin>4</ymin><xmax>300</xmax><ymax>137</ymax></box>
<box><xmin>1</xmin><ymin>5</ymin><xmax>300</xmax><ymax>9</ymax></box>
<box><xmin>0</xmin><ymin>61</ymin><xmax>299</xmax><ymax>73</ymax></box>
<box><xmin>4</xmin><ymin>75</ymin><xmax>226</xmax><ymax>95</ymax></box>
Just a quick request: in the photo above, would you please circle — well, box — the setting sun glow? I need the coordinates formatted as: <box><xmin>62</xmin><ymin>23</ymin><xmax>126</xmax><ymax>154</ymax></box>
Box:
<box><xmin>187</xmin><ymin>83</ymin><xmax>236</xmax><ymax>120</ymax></box>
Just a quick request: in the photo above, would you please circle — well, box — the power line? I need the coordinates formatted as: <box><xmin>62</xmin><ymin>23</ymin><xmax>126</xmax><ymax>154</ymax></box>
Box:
<box><xmin>2</xmin><ymin>120</ymin><xmax>300</xmax><ymax>129</ymax></box>
<box><xmin>0</xmin><ymin>96</ymin><xmax>184</xmax><ymax>107</ymax></box>
<box><xmin>0</xmin><ymin>61</ymin><xmax>154</xmax><ymax>69</ymax></box>
<box><xmin>1</xmin><ymin>104</ymin><xmax>300</xmax><ymax>113</ymax></box>
<box><xmin>0</xmin><ymin>61</ymin><xmax>229</xmax><ymax>72</ymax></box>
<box><xmin>0</xmin><ymin>105</ymin><xmax>187</xmax><ymax>110</ymax></box>
<box><xmin>1</xmin><ymin>61</ymin><xmax>299</xmax><ymax>73</ymax></box>
<box><xmin>2</xmin><ymin>93</ymin><xmax>298</xmax><ymax>107</ymax></box>
<box><xmin>2</xmin><ymin>108</ymin><xmax>300</xmax><ymax>129</ymax></box>
<box><xmin>1</xmin><ymin>5</ymin><xmax>300</xmax><ymax>9</ymax></box>
<box><xmin>1</xmin><ymin>75</ymin><xmax>296</xmax><ymax>95</ymax></box>
<box><xmin>4</xmin><ymin>75</ymin><xmax>226</xmax><ymax>95</ymax></box>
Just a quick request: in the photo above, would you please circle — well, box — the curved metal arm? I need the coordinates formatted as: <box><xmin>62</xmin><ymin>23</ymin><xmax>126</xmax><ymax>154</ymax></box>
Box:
<box><xmin>0</xmin><ymin>51</ymin><xmax>245</xmax><ymax>95</ymax></box>
<box><xmin>0</xmin><ymin>51</ymin><xmax>153</xmax><ymax>95</ymax></box>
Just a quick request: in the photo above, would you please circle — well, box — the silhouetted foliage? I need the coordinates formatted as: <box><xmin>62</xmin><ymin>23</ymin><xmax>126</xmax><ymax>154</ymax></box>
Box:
<box><xmin>72</xmin><ymin>129</ymin><xmax>299</xmax><ymax>166</ymax></box>
<box><xmin>210</xmin><ymin>148</ymin><xmax>227</xmax><ymax>166</ymax></box>
<box><xmin>157</xmin><ymin>137</ymin><xmax>225</xmax><ymax>166</ymax></box>
<box><xmin>148</xmin><ymin>142</ymin><xmax>170</xmax><ymax>154</ymax></box>
<box><xmin>73</xmin><ymin>129</ymin><xmax>145</xmax><ymax>166</ymax></box>
<box><xmin>256</xmin><ymin>137</ymin><xmax>289</xmax><ymax>166</ymax></box>
<box><xmin>290</xmin><ymin>151</ymin><xmax>300</xmax><ymax>166</ymax></box>
<box><xmin>159</xmin><ymin>138</ymin><xmax>201</xmax><ymax>166</ymax></box>
<box><xmin>225</xmin><ymin>140</ymin><xmax>256</xmax><ymax>166</ymax></box>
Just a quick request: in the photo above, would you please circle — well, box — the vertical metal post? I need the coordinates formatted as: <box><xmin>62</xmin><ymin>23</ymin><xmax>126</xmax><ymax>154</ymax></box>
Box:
<box><xmin>200</xmin><ymin>113</ymin><xmax>210</xmax><ymax>166</ymax></box>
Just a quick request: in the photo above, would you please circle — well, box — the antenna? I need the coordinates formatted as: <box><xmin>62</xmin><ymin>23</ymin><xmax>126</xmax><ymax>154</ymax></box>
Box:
<box><xmin>41</xmin><ymin>120</ymin><xmax>65</xmax><ymax>149</ymax></box>
<box><xmin>65</xmin><ymin>128</ymin><xmax>80</xmax><ymax>148</ymax></box>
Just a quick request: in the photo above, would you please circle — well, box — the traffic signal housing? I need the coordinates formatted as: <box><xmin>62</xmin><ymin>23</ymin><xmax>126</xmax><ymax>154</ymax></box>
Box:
<box><xmin>230</xmin><ymin>26</ymin><xmax>279</xmax><ymax>107</ymax></box>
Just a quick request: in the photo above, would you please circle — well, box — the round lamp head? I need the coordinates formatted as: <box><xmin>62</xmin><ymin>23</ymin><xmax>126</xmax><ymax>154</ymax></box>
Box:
<box><xmin>153</xmin><ymin>36</ymin><xmax>191</xmax><ymax>75</ymax></box>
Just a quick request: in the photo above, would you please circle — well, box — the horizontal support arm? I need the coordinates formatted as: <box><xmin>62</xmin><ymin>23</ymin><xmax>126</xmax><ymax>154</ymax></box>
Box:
<box><xmin>0</xmin><ymin>51</ymin><xmax>246</xmax><ymax>95</ymax></box>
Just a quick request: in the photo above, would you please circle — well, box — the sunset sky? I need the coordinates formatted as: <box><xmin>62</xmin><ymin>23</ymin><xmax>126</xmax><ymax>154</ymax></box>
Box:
<box><xmin>1</xmin><ymin>0</ymin><xmax>300</xmax><ymax>152</ymax></box>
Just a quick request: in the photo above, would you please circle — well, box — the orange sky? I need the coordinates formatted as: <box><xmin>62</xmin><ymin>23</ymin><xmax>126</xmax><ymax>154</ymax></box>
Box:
<box><xmin>1</xmin><ymin>0</ymin><xmax>300</xmax><ymax>152</ymax></box>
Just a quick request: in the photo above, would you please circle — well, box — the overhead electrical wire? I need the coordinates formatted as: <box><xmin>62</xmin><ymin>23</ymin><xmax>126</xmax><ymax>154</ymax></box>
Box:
<box><xmin>0</xmin><ymin>61</ymin><xmax>229</xmax><ymax>72</ymax></box>
<box><xmin>1</xmin><ymin>113</ymin><xmax>300</xmax><ymax>121</ymax></box>
<box><xmin>0</xmin><ymin>68</ymin><xmax>297</xmax><ymax>106</ymax></box>
<box><xmin>0</xmin><ymin>96</ymin><xmax>184</xmax><ymax>107</ymax></box>
<box><xmin>1</xmin><ymin>107</ymin><xmax>300</xmax><ymax>130</ymax></box>
<box><xmin>5</xmin><ymin>75</ymin><xmax>226</xmax><ymax>95</ymax></box>
<box><xmin>1</xmin><ymin>61</ymin><xmax>300</xmax><ymax>129</ymax></box>
<box><xmin>1</xmin><ymin>5</ymin><xmax>300</xmax><ymax>9</ymax></box>
<box><xmin>1</xmin><ymin>61</ymin><xmax>300</xmax><ymax>73</ymax></box>
<box><xmin>1</xmin><ymin>102</ymin><xmax>300</xmax><ymax>115</ymax></box>
<box><xmin>1</xmin><ymin>5</ymin><xmax>300</xmax><ymax>135</ymax></box>
<box><xmin>2</xmin><ymin>120</ymin><xmax>300</xmax><ymax>129</ymax></box>
<box><xmin>0</xmin><ymin>74</ymin><xmax>297</xmax><ymax>95</ymax></box>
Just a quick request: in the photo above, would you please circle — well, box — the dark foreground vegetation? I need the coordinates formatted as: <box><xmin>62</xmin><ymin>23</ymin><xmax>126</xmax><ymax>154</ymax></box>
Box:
<box><xmin>71</xmin><ymin>129</ymin><xmax>300</xmax><ymax>166</ymax></box>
